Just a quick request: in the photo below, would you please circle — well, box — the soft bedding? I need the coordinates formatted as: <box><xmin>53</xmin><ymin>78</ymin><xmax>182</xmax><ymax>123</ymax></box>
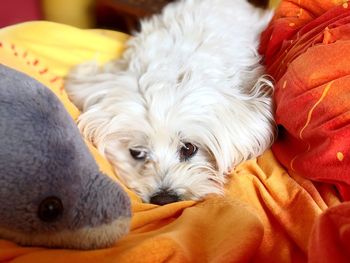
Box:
<box><xmin>0</xmin><ymin>3</ymin><xmax>348</xmax><ymax>261</ymax></box>
<box><xmin>260</xmin><ymin>0</ymin><xmax>350</xmax><ymax>261</ymax></box>
<box><xmin>261</xmin><ymin>0</ymin><xmax>350</xmax><ymax>201</ymax></box>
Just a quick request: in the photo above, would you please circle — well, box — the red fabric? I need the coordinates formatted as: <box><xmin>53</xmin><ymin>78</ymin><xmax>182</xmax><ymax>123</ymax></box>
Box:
<box><xmin>0</xmin><ymin>0</ymin><xmax>41</xmax><ymax>28</ymax></box>
<box><xmin>309</xmin><ymin>201</ymin><xmax>350</xmax><ymax>263</ymax></box>
<box><xmin>260</xmin><ymin>2</ymin><xmax>350</xmax><ymax>201</ymax></box>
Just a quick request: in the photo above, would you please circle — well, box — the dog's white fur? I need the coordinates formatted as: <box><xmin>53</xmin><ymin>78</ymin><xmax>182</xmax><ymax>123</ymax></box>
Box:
<box><xmin>65</xmin><ymin>0</ymin><xmax>274</xmax><ymax>203</ymax></box>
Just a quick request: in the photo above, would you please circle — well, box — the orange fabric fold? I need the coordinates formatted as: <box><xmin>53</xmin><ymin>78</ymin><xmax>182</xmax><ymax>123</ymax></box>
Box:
<box><xmin>308</xmin><ymin>202</ymin><xmax>350</xmax><ymax>263</ymax></box>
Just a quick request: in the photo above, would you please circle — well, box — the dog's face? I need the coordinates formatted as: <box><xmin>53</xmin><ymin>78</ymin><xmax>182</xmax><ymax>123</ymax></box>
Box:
<box><xmin>67</xmin><ymin>62</ymin><xmax>274</xmax><ymax>205</ymax></box>
<box><xmin>106</xmin><ymin>125</ymin><xmax>224</xmax><ymax>204</ymax></box>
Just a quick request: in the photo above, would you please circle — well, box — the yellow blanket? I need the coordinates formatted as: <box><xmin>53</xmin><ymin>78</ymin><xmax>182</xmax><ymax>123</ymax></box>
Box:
<box><xmin>0</xmin><ymin>21</ymin><xmax>341</xmax><ymax>263</ymax></box>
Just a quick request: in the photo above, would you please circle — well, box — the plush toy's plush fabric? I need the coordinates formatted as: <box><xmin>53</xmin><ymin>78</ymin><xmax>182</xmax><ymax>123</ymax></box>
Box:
<box><xmin>0</xmin><ymin>21</ymin><xmax>344</xmax><ymax>262</ymax></box>
<box><xmin>0</xmin><ymin>64</ymin><xmax>131</xmax><ymax>249</ymax></box>
<box><xmin>261</xmin><ymin>0</ymin><xmax>350</xmax><ymax>201</ymax></box>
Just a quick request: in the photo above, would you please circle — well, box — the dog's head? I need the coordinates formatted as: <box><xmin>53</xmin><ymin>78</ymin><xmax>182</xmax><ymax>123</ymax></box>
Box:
<box><xmin>66</xmin><ymin>61</ymin><xmax>274</xmax><ymax>205</ymax></box>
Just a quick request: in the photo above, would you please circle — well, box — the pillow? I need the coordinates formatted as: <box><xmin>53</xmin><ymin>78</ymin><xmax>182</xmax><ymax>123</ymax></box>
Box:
<box><xmin>261</xmin><ymin>0</ymin><xmax>350</xmax><ymax>200</ymax></box>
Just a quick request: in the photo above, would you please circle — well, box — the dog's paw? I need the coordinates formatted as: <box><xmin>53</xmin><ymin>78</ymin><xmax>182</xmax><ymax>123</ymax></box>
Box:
<box><xmin>67</xmin><ymin>61</ymin><xmax>100</xmax><ymax>79</ymax></box>
<box><xmin>64</xmin><ymin>61</ymin><xmax>101</xmax><ymax>111</ymax></box>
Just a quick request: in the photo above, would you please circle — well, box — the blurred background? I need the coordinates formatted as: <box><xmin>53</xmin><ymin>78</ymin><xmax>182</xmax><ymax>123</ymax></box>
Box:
<box><xmin>0</xmin><ymin>0</ymin><xmax>279</xmax><ymax>34</ymax></box>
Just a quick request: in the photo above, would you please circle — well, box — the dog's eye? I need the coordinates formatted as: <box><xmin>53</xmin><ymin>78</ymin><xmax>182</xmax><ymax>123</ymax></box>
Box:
<box><xmin>129</xmin><ymin>149</ymin><xmax>147</xmax><ymax>161</ymax></box>
<box><xmin>180</xmin><ymin>143</ymin><xmax>198</xmax><ymax>161</ymax></box>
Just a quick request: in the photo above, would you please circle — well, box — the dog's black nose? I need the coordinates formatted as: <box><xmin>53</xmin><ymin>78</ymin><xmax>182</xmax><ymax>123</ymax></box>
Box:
<box><xmin>149</xmin><ymin>190</ymin><xmax>180</xmax><ymax>205</ymax></box>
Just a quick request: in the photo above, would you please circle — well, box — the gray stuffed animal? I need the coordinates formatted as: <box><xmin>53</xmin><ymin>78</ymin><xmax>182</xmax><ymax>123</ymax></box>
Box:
<box><xmin>0</xmin><ymin>64</ymin><xmax>131</xmax><ymax>250</ymax></box>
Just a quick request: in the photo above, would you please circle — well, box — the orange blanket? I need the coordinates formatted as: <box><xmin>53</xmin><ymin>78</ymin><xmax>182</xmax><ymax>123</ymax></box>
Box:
<box><xmin>0</xmin><ymin>20</ymin><xmax>345</xmax><ymax>263</ymax></box>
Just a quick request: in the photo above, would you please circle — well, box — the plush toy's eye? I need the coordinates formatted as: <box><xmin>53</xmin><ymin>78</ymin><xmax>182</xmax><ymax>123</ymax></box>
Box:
<box><xmin>180</xmin><ymin>143</ymin><xmax>198</xmax><ymax>161</ymax></box>
<box><xmin>129</xmin><ymin>148</ymin><xmax>147</xmax><ymax>161</ymax></box>
<box><xmin>38</xmin><ymin>196</ymin><xmax>64</xmax><ymax>222</ymax></box>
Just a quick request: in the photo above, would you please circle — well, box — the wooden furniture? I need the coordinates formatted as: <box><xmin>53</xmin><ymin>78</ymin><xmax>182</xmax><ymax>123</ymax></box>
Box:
<box><xmin>95</xmin><ymin>0</ymin><xmax>269</xmax><ymax>34</ymax></box>
<box><xmin>95</xmin><ymin>0</ymin><xmax>174</xmax><ymax>33</ymax></box>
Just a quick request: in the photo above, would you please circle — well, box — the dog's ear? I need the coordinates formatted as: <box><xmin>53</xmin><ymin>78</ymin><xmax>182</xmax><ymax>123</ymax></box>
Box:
<box><xmin>200</xmin><ymin>74</ymin><xmax>275</xmax><ymax>174</ymax></box>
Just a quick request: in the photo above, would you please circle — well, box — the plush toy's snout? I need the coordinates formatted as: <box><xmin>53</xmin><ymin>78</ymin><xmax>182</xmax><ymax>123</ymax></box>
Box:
<box><xmin>0</xmin><ymin>64</ymin><xmax>131</xmax><ymax>249</ymax></box>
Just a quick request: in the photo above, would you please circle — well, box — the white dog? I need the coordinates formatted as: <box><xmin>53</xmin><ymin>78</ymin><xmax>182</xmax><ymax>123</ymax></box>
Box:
<box><xmin>65</xmin><ymin>0</ymin><xmax>274</xmax><ymax>205</ymax></box>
